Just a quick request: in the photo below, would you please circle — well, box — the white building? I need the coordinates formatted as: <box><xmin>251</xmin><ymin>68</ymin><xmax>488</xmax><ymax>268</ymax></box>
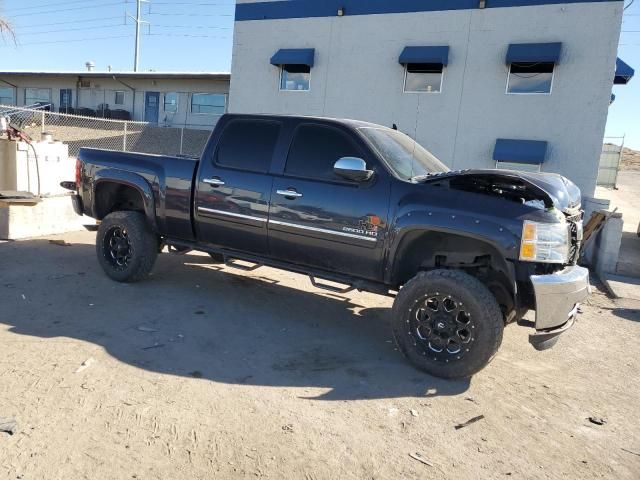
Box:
<box><xmin>0</xmin><ymin>71</ymin><xmax>230</xmax><ymax>129</ymax></box>
<box><xmin>229</xmin><ymin>0</ymin><xmax>634</xmax><ymax>198</ymax></box>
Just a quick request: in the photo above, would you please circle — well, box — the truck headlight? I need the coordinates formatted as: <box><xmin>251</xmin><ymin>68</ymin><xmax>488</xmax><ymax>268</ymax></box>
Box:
<box><xmin>520</xmin><ymin>220</ymin><xmax>569</xmax><ymax>264</ymax></box>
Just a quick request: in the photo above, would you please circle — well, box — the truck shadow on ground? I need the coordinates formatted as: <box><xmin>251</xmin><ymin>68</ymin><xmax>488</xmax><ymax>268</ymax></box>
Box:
<box><xmin>0</xmin><ymin>238</ymin><xmax>470</xmax><ymax>400</ymax></box>
<box><xmin>611</xmin><ymin>307</ymin><xmax>640</xmax><ymax>322</ymax></box>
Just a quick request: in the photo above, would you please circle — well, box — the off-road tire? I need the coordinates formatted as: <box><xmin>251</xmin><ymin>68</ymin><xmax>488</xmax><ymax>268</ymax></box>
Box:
<box><xmin>392</xmin><ymin>269</ymin><xmax>504</xmax><ymax>379</ymax></box>
<box><xmin>96</xmin><ymin>211</ymin><xmax>159</xmax><ymax>283</ymax></box>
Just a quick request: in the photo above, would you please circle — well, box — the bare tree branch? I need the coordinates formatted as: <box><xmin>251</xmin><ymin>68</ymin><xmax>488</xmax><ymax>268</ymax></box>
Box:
<box><xmin>0</xmin><ymin>17</ymin><xmax>17</xmax><ymax>45</ymax></box>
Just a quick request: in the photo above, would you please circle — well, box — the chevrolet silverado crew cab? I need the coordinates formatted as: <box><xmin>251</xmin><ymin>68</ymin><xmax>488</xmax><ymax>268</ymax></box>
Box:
<box><xmin>66</xmin><ymin>114</ymin><xmax>590</xmax><ymax>379</ymax></box>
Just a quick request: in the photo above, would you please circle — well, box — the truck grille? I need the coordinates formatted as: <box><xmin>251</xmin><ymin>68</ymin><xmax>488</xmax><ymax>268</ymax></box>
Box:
<box><xmin>566</xmin><ymin>211</ymin><xmax>584</xmax><ymax>265</ymax></box>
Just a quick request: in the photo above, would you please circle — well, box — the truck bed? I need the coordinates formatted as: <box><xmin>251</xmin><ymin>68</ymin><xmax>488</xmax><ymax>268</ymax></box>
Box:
<box><xmin>78</xmin><ymin>148</ymin><xmax>199</xmax><ymax>240</ymax></box>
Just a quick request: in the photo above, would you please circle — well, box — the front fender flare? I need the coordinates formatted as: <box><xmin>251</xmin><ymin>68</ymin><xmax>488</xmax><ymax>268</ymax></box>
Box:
<box><xmin>385</xmin><ymin>210</ymin><xmax>520</xmax><ymax>285</ymax></box>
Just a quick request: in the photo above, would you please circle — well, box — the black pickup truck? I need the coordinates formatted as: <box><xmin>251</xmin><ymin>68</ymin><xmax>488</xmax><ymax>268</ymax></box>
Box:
<box><xmin>67</xmin><ymin>114</ymin><xmax>590</xmax><ymax>378</ymax></box>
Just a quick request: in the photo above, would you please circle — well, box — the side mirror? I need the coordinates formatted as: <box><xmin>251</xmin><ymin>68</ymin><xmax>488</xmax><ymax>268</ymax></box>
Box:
<box><xmin>333</xmin><ymin>157</ymin><xmax>374</xmax><ymax>182</ymax></box>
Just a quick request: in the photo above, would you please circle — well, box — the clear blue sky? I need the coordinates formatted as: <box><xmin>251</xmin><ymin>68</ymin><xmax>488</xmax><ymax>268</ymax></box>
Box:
<box><xmin>0</xmin><ymin>0</ymin><xmax>235</xmax><ymax>72</ymax></box>
<box><xmin>609</xmin><ymin>2</ymin><xmax>640</xmax><ymax>149</ymax></box>
<box><xmin>1</xmin><ymin>0</ymin><xmax>639</xmax><ymax>149</ymax></box>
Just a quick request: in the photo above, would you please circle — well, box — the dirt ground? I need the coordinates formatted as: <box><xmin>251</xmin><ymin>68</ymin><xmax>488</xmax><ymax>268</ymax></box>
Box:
<box><xmin>621</xmin><ymin>147</ymin><xmax>640</xmax><ymax>170</ymax></box>
<box><xmin>1</xmin><ymin>230</ymin><xmax>639</xmax><ymax>479</ymax></box>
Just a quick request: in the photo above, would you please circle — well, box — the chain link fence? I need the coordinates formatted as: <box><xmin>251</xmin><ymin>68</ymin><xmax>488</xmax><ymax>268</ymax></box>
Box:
<box><xmin>598</xmin><ymin>136</ymin><xmax>625</xmax><ymax>188</ymax></box>
<box><xmin>0</xmin><ymin>104</ymin><xmax>215</xmax><ymax>158</ymax></box>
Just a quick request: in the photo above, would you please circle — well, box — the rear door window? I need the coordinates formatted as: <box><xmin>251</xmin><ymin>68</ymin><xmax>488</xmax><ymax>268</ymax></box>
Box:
<box><xmin>285</xmin><ymin>124</ymin><xmax>363</xmax><ymax>181</ymax></box>
<box><xmin>215</xmin><ymin>119</ymin><xmax>281</xmax><ymax>173</ymax></box>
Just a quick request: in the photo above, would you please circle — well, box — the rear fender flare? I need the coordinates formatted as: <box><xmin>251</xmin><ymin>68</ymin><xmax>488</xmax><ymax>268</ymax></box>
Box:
<box><xmin>93</xmin><ymin>169</ymin><xmax>157</xmax><ymax>232</ymax></box>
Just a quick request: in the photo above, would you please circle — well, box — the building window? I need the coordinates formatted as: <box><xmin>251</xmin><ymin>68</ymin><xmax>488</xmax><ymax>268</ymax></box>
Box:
<box><xmin>0</xmin><ymin>87</ymin><xmax>14</xmax><ymax>105</ymax></box>
<box><xmin>404</xmin><ymin>63</ymin><xmax>444</xmax><ymax>93</ymax></box>
<box><xmin>164</xmin><ymin>92</ymin><xmax>178</xmax><ymax>113</ymax></box>
<box><xmin>504</xmin><ymin>43</ymin><xmax>561</xmax><ymax>95</ymax></box>
<box><xmin>25</xmin><ymin>88</ymin><xmax>51</xmax><ymax>106</ymax></box>
<box><xmin>507</xmin><ymin>62</ymin><xmax>554</xmax><ymax>94</ymax></box>
<box><xmin>114</xmin><ymin>91</ymin><xmax>125</xmax><ymax>105</ymax></box>
<box><xmin>191</xmin><ymin>93</ymin><xmax>226</xmax><ymax>114</ymax></box>
<box><xmin>495</xmin><ymin>161</ymin><xmax>542</xmax><ymax>173</ymax></box>
<box><xmin>280</xmin><ymin>64</ymin><xmax>311</xmax><ymax>91</ymax></box>
<box><xmin>270</xmin><ymin>48</ymin><xmax>315</xmax><ymax>92</ymax></box>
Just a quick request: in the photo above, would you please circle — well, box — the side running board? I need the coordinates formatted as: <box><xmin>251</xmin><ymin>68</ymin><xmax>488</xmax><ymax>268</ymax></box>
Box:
<box><xmin>309</xmin><ymin>275</ymin><xmax>354</xmax><ymax>294</ymax></box>
<box><xmin>224</xmin><ymin>258</ymin><xmax>262</xmax><ymax>272</ymax></box>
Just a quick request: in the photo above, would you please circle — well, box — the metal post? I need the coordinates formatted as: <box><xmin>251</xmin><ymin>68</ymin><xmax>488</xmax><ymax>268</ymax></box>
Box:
<box><xmin>134</xmin><ymin>0</ymin><xmax>141</xmax><ymax>71</ymax></box>
<box><xmin>123</xmin><ymin>122</ymin><xmax>128</xmax><ymax>151</ymax></box>
<box><xmin>131</xmin><ymin>0</ymin><xmax>149</xmax><ymax>72</ymax></box>
<box><xmin>179</xmin><ymin>127</ymin><xmax>184</xmax><ymax>155</ymax></box>
<box><xmin>614</xmin><ymin>134</ymin><xmax>625</xmax><ymax>189</ymax></box>
<box><xmin>41</xmin><ymin>110</ymin><xmax>45</xmax><ymax>134</ymax></box>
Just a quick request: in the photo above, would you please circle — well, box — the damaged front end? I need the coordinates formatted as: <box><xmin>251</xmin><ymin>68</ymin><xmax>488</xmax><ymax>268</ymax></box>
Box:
<box><xmin>423</xmin><ymin>169</ymin><xmax>590</xmax><ymax>350</ymax></box>
<box><xmin>423</xmin><ymin>168</ymin><xmax>581</xmax><ymax>213</ymax></box>
<box><xmin>423</xmin><ymin>169</ymin><xmax>584</xmax><ymax>264</ymax></box>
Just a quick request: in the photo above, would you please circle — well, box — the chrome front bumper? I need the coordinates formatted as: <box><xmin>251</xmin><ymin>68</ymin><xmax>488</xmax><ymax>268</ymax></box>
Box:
<box><xmin>529</xmin><ymin>265</ymin><xmax>591</xmax><ymax>350</ymax></box>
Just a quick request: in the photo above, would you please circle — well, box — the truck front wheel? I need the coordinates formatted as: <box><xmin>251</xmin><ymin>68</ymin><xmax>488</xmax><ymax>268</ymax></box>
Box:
<box><xmin>391</xmin><ymin>269</ymin><xmax>504</xmax><ymax>379</ymax></box>
<box><xmin>96</xmin><ymin>211</ymin><xmax>159</xmax><ymax>283</ymax></box>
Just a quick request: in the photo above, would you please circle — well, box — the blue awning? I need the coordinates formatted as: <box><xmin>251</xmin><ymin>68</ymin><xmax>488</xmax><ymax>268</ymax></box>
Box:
<box><xmin>505</xmin><ymin>43</ymin><xmax>562</xmax><ymax>64</ymax></box>
<box><xmin>270</xmin><ymin>48</ymin><xmax>315</xmax><ymax>67</ymax></box>
<box><xmin>614</xmin><ymin>57</ymin><xmax>634</xmax><ymax>85</ymax></box>
<box><xmin>493</xmin><ymin>139</ymin><xmax>548</xmax><ymax>165</ymax></box>
<box><xmin>399</xmin><ymin>46</ymin><xmax>449</xmax><ymax>66</ymax></box>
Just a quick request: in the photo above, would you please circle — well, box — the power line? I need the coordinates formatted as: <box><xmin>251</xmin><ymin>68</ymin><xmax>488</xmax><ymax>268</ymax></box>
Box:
<box><xmin>6</xmin><ymin>0</ymin><xmax>102</xmax><ymax>12</ymax></box>
<box><xmin>147</xmin><ymin>12</ymin><xmax>233</xmax><ymax>16</ymax></box>
<box><xmin>8</xmin><ymin>1</ymin><xmax>125</xmax><ymax>18</ymax></box>
<box><xmin>9</xmin><ymin>34</ymin><xmax>134</xmax><ymax>47</ymax></box>
<box><xmin>150</xmin><ymin>23</ymin><xmax>231</xmax><ymax>30</ymax></box>
<box><xmin>12</xmin><ymin>16</ymin><xmax>125</xmax><ymax>30</ymax></box>
<box><xmin>146</xmin><ymin>33</ymin><xmax>231</xmax><ymax>38</ymax></box>
<box><xmin>16</xmin><ymin>23</ymin><xmax>127</xmax><ymax>37</ymax></box>
<box><xmin>152</xmin><ymin>1</ymin><xmax>235</xmax><ymax>5</ymax></box>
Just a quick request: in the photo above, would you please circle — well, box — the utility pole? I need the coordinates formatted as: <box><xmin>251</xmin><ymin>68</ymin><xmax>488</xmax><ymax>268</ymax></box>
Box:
<box><xmin>129</xmin><ymin>0</ymin><xmax>149</xmax><ymax>72</ymax></box>
<box><xmin>134</xmin><ymin>0</ymin><xmax>142</xmax><ymax>72</ymax></box>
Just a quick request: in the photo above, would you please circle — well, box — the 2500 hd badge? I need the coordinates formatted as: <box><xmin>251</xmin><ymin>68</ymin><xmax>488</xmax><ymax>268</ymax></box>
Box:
<box><xmin>343</xmin><ymin>215</ymin><xmax>381</xmax><ymax>237</ymax></box>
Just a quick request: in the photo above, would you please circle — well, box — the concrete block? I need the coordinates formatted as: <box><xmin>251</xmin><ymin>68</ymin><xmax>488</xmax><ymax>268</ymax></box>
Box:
<box><xmin>593</xmin><ymin>211</ymin><xmax>623</xmax><ymax>279</ymax></box>
<box><xmin>0</xmin><ymin>195</ymin><xmax>90</xmax><ymax>240</ymax></box>
<box><xmin>603</xmin><ymin>274</ymin><xmax>640</xmax><ymax>301</ymax></box>
<box><xmin>582</xmin><ymin>196</ymin><xmax>611</xmax><ymax>222</ymax></box>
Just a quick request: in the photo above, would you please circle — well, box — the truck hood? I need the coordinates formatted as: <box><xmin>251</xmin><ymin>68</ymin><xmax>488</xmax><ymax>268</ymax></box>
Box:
<box><xmin>423</xmin><ymin>169</ymin><xmax>582</xmax><ymax>213</ymax></box>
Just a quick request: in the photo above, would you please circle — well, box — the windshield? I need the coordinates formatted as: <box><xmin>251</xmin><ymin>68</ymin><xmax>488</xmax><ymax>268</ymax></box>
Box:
<box><xmin>358</xmin><ymin>127</ymin><xmax>450</xmax><ymax>180</ymax></box>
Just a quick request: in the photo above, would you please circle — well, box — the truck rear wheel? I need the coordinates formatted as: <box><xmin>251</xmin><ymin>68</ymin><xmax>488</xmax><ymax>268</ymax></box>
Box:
<box><xmin>391</xmin><ymin>269</ymin><xmax>503</xmax><ymax>379</ymax></box>
<box><xmin>96</xmin><ymin>211</ymin><xmax>159</xmax><ymax>283</ymax></box>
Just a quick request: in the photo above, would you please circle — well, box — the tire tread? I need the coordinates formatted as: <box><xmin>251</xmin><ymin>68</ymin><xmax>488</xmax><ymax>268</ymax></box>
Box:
<box><xmin>96</xmin><ymin>211</ymin><xmax>158</xmax><ymax>283</ymax></box>
<box><xmin>391</xmin><ymin>269</ymin><xmax>503</xmax><ymax>379</ymax></box>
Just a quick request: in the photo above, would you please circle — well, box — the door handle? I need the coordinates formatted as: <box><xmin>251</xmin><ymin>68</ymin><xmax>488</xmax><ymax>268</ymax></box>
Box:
<box><xmin>277</xmin><ymin>189</ymin><xmax>303</xmax><ymax>199</ymax></box>
<box><xmin>203</xmin><ymin>177</ymin><xmax>225</xmax><ymax>187</ymax></box>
